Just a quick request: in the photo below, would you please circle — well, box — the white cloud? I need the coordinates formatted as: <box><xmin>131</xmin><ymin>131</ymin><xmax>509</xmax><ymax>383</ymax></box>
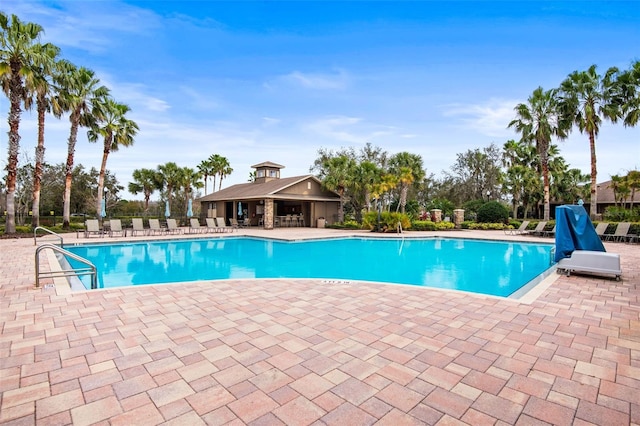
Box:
<box><xmin>277</xmin><ymin>69</ymin><xmax>350</xmax><ymax>90</ymax></box>
<box><xmin>442</xmin><ymin>98</ymin><xmax>520</xmax><ymax>138</ymax></box>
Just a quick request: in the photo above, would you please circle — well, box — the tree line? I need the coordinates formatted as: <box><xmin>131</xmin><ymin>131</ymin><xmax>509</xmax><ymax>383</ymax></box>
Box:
<box><xmin>1</xmin><ymin>12</ymin><xmax>138</xmax><ymax>233</ymax></box>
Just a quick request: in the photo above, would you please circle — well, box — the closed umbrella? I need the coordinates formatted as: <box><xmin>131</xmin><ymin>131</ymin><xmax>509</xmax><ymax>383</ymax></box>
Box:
<box><xmin>187</xmin><ymin>199</ymin><xmax>193</xmax><ymax>217</ymax></box>
<box><xmin>165</xmin><ymin>202</ymin><xmax>170</xmax><ymax>218</ymax></box>
<box><xmin>237</xmin><ymin>202</ymin><xmax>242</xmax><ymax>217</ymax></box>
<box><xmin>100</xmin><ymin>198</ymin><xmax>106</xmax><ymax>218</ymax></box>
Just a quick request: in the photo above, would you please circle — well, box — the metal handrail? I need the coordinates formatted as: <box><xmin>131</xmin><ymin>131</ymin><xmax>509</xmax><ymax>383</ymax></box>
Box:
<box><xmin>34</xmin><ymin>226</ymin><xmax>64</xmax><ymax>247</ymax></box>
<box><xmin>35</xmin><ymin>243</ymin><xmax>97</xmax><ymax>290</ymax></box>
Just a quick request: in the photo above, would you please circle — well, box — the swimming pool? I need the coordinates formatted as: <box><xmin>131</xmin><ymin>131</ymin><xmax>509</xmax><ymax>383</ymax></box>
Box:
<box><xmin>64</xmin><ymin>236</ymin><xmax>554</xmax><ymax>297</ymax></box>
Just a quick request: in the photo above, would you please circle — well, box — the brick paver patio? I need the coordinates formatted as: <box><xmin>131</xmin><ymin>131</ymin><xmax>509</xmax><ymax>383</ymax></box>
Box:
<box><xmin>1</xmin><ymin>228</ymin><xmax>638</xmax><ymax>425</ymax></box>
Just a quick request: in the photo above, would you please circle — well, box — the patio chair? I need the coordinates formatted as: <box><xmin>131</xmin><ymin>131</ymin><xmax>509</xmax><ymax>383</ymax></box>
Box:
<box><xmin>230</xmin><ymin>218</ymin><xmax>240</xmax><ymax>230</ymax></box>
<box><xmin>148</xmin><ymin>219</ymin><xmax>166</xmax><ymax>235</ymax></box>
<box><xmin>131</xmin><ymin>218</ymin><xmax>147</xmax><ymax>236</ymax></box>
<box><xmin>605</xmin><ymin>222</ymin><xmax>631</xmax><ymax>242</ymax></box>
<box><xmin>594</xmin><ymin>222</ymin><xmax>609</xmax><ymax>240</ymax></box>
<box><xmin>216</xmin><ymin>217</ymin><xmax>233</xmax><ymax>232</ymax></box>
<box><xmin>542</xmin><ymin>224</ymin><xmax>556</xmax><ymax>238</ymax></box>
<box><xmin>527</xmin><ymin>221</ymin><xmax>547</xmax><ymax>236</ymax></box>
<box><xmin>108</xmin><ymin>219</ymin><xmax>126</xmax><ymax>237</ymax></box>
<box><xmin>84</xmin><ymin>219</ymin><xmax>103</xmax><ymax>238</ymax></box>
<box><xmin>166</xmin><ymin>218</ymin><xmax>182</xmax><ymax>234</ymax></box>
<box><xmin>504</xmin><ymin>220</ymin><xmax>530</xmax><ymax>235</ymax></box>
<box><xmin>189</xmin><ymin>218</ymin><xmax>206</xmax><ymax>234</ymax></box>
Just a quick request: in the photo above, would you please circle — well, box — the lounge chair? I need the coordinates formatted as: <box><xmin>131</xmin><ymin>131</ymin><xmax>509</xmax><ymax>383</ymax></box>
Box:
<box><xmin>205</xmin><ymin>218</ymin><xmax>222</xmax><ymax>233</ymax></box>
<box><xmin>216</xmin><ymin>217</ymin><xmax>233</xmax><ymax>232</ymax></box>
<box><xmin>189</xmin><ymin>218</ymin><xmax>206</xmax><ymax>234</ymax></box>
<box><xmin>527</xmin><ymin>221</ymin><xmax>547</xmax><ymax>236</ymax></box>
<box><xmin>108</xmin><ymin>219</ymin><xmax>126</xmax><ymax>237</ymax></box>
<box><xmin>148</xmin><ymin>219</ymin><xmax>166</xmax><ymax>235</ymax></box>
<box><xmin>542</xmin><ymin>225</ymin><xmax>556</xmax><ymax>238</ymax></box>
<box><xmin>84</xmin><ymin>219</ymin><xmax>103</xmax><ymax>238</ymax></box>
<box><xmin>131</xmin><ymin>218</ymin><xmax>147</xmax><ymax>236</ymax></box>
<box><xmin>605</xmin><ymin>222</ymin><xmax>631</xmax><ymax>242</ymax></box>
<box><xmin>504</xmin><ymin>220</ymin><xmax>530</xmax><ymax>235</ymax></box>
<box><xmin>594</xmin><ymin>222</ymin><xmax>609</xmax><ymax>240</ymax></box>
<box><xmin>166</xmin><ymin>218</ymin><xmax>182</xmax><ymax>234</ymax></box>
<box><xmin>230</xmin><ymin>218</ymin><xmax>240</xmax><ymax>229</ymax></box>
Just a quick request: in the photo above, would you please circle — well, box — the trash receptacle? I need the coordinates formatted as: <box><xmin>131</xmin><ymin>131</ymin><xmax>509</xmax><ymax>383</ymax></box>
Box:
<box><xmin>316</xmin><ymin>218</ymin><xmax>325</xmax><ymax>228</ymax></box>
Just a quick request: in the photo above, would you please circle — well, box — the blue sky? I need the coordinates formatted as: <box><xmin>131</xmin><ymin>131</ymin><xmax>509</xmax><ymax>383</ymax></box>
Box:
<box><xmin>2</xmin><ymin>1</ymin><xmax>639</xmax><ymax>199</ymax></box>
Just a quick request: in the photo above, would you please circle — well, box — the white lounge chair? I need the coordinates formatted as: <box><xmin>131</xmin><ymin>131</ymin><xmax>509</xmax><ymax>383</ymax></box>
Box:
<box><xmin>527</xmin><ymin>221</ymin><xmax>547</xmax><ymax>236</ymax></box>
<box><xmin>166</xmin><ymin>218</ymin><xmax>182</xmax><ymax>234</ymax></box>
<box><xmin>189</xmin><ymin>218</ymin><xmax>206</xmax><ymax>234</ymax></box>
<box><xmin>149</xmin><ymin>219</ymin><xmax>166</xmax><ymax>235</ymax></box>
<box><xmin>594</xmin><ymin>222</ymin><xmax>609</xmax><ymax>240</ymax></box>
<box><xmin>605</xmin><ymin>222</ymin><xmax>631</xmax><ymax>242</ymax></box>
<box><xmin>131</xmin><ymin>218</ymin><xmax>147</xmax><ymax>236</ymax></box>
<box><xmin>216</xmin><ymin>217</ymin><xmax>232</xmax><ymax>232</ymax></box>
<box><xmin>84</xmin><ymin>219</ymin><xmax>103</xmax><ymax>238</ymax></box>
<box><xmin>504</xmin><ymin>220</ymin><xmax>530</xmax><ymax>235</ymax></box>
<box><xmin>108</xmin><ymin>219</ymin><xmax>126</xmax><ymax>237</ymax></box>
<box><xmin>206</xmin><ymin>218</ymin><xmax>222</xmax><ymax>233</ymax></box>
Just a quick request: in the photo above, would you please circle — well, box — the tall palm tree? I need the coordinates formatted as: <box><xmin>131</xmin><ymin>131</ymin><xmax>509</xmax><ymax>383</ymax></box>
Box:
<box><xmin>388</xmin><ymin>152</ymin><xmax>425</xmax><ymax>214</ymax></box>
<box><xmin>181</xmin><ymin>167</ymin><xmax>203</xmax><ymax>219</ymax></box>
<box><xmin>616</xmin><ymin>60</ymin><xmax>640</xmax><ymax>128</ymax></box>
<box><xmin>157</xmin><ymin>162</ymin><xmax>183</xmax><ymax>216</ymax></box>
<box><xmin>197</xmin><ymin>158</ymin><xmax>214</xmax><ymax>195</ymax></box>
<box><xmin>24</xmin><ymin>47</ymin><xmax>62</xmax><ymax>227</ymax></box>
<box><xmin>560</xmin><ymin>65</ymin><xmax>621</xmax><ymax>218</ymax></box>
<box><xmin>128</xmin><ymin>168</ymin><xmax>160</xmax><ymax>214</ymax></box>
<box><xmin>55</xmin><ymin>63</ymin><xmax>110</xmax><ymax>228</ymax></box>
<box><xmin>509</xmin><ymin>87</ymin><xmax>568</xmax><ymax>220</ymax></box>
<box><xmin>319</xmin><ymin>154</ymin><xmax>354</xmax><ymax>222</ymax></box>
<box><xmin>218</xmin><ymin>160</ymin><xmax>233</xmax><ymax>191</ymax></box>
<box><xmin>0</xmin><ymin>13</ymin><xmax>45</xmax><ymax>233</ymax></box>
<box><xmin>87</xmin><ymin>98</ymin><xmax>138</xmax><ymax>224</ymax></box>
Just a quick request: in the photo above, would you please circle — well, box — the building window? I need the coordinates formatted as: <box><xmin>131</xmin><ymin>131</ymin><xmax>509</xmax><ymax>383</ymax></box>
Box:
<box><xmin>257</xmin><ymin>170</ymin><xmax>265</xmax><ymax>178</ymax></box>
<box><xmin>269</xmin><ymin>170</ymin><xmax>278</xmax><ymax>178</ymax></box>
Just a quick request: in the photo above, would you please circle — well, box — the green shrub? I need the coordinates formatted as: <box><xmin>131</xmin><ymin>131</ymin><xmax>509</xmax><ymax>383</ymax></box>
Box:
<box><xmin>434</xmin><ymin>221</ymin><xmax>455</xmax><ymax>230</ymax></box>
<box><xmin>410</xmin><ymin>220</ymin><xmax>436</xmax><ymax>231</ymax></box>
<box><xmin>363</xmin><ymin>211</ymin><xmax>411</xmax><ymax>232</ymax></box>
<box><xmin>476</xmin><ymin>201</ymin><xmax>509</xmax><ymax>223</ymax></box>
<box><xmin>460</xmin><ymin>221</ymin><xmax>474</xmax><ymax>229</ymax></box>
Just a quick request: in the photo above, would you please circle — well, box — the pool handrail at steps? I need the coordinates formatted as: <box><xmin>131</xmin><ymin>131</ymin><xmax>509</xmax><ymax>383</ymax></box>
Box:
<box><xmin>35</xmin><ymin>243</ymin><xmax>98</xmax><ymax>290</ymax></box>
<box><xmin>34</xmin><ymin>226</ymin><xmax>64</xmax><ymax>247</ymax></box>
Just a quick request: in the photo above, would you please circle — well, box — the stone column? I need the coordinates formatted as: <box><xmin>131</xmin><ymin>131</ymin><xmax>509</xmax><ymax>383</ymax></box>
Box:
<box><xmin>453</xmin><ymin>209</ymin><xmax>465</xmax><ymax>229</ymax></box>
<box><xmin>430</xmin><ymin>209</ymin><xmax>442</xmax><ymax>222</ymax></box>
<box><xmin>264</xmin><ymin>199</ymin><xmax>274</xmax><ymax>230</ymax></box>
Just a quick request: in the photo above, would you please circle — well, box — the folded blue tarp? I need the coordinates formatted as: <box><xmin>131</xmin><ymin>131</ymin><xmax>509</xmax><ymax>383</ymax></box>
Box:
<box><xmin>554</xmin><ymin>205</ymin><xmax>605</xmax><ymax>262</ymax></box>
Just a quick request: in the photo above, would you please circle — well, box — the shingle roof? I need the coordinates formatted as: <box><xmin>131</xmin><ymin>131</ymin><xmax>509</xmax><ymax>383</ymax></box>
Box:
<box><xmin>196</xmin><ymin>174</ymin><xmax>340</xmax><ymax>202</ymax></box>
<box><xmin>596</xmin><ymin>180</ymin><xmax>640</xmax><ymax>204</ymax></box>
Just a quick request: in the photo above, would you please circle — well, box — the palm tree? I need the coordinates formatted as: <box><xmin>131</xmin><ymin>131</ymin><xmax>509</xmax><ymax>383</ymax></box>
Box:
<box><xmin>319</xmin><ymin>154</ymin><xmax>354</xmax><ymax>222</ymax></box>
<box><xmin>157</xmin><ymin>162</ymin><xmax>183</xmax><ymax>216</ymax></box>
<box><xmin>181</xmin><ymin>167</ymin><xmax>203</xmax><ymax>219</ymax></box>
<box><xmin>509</xmin><ymin>87</ymin><xmax>568</xmax><ymax>220</ymax></box>
<box><xmin>624</xmin><ymin>170</ymin><xmax>640</xmax><ymax>210</ymax></box>
<box><xmin>388</xmin><ymin>152</ymin><xmax>425</xmax><ymax>214</ymax></box>
<box><xmin>0</xmin><ymin>13</ymin><xmax>46</xmax><ymax>234</ymax></box>
<box><xmin>24</xmin><ymin>44</ymin><xmax>61</xmax><ymax>228</ymax></box>
<box><xmin>218</xmin><ymin>161</ymin><xmax>233</xmax><ymax>191</ymax></box>
<box><xmin>197</xmin><ymin>158</ymin><xmax>214</xmax><ymax>195</ymax></box>
<box><xmin>616</xmin><ymin>60</ymin><xmax>640</xmax><ymax>128</ymax></box>
<box><xmin>55</xmin><ymin>62</ymin><xmax>110</xmax><ymax>228</ymax></box>
<box><xmin>128</xmin><ymin>168</ymin><xmax>160</xmax><ymax>214</ymax></box>
<box><xmin>560</xmin><ymin>65</ymin><xmax>622</xmax><ymax>218</ymax></box>
<box><xmin>87</xmin><ymin>98</ymin><xmax>138</xmax><ymax>224</ymax></box>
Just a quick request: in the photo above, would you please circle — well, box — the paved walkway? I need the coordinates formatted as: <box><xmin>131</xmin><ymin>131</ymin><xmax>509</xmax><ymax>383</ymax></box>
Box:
<box><xmin>1</xmin><ymin>228</ymin><xmax>638</xmax><ymax>425</ymax></box>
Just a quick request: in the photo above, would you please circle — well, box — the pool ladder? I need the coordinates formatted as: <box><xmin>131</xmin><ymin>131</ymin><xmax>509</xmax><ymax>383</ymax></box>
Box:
<box><xmin>34</xmin><ymin>228</ymin><xmax>98</xmax><ymax>290</ymax></box>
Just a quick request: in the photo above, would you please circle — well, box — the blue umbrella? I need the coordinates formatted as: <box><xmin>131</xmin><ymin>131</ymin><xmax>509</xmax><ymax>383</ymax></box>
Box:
<box><xmin>165</xmin><ymin>202</ymin><xmax>170</xmax><ymax>218</ymax></box>
<box><xmin>100</xmin><ymin>198</ymin><xmax>106</xmax><ymax>218</ymax></box>
<box><xmin>187</xmin><ymin>199</ymin><xmax>193</xmax><ymax>217</ymax></box>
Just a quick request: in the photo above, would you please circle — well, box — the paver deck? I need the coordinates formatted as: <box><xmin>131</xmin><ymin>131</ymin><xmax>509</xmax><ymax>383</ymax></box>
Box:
<box><xmin>1</xmin><ymin>228</ymin><xmax>638</xmax><ymax>425</ymax></box>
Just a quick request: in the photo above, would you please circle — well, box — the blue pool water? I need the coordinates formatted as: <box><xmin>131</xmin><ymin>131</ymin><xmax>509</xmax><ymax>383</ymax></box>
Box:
<box><xmin>64</xmin><ymin>237</ymin><xmax>554</xmax><ymax>297</ymax></box>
